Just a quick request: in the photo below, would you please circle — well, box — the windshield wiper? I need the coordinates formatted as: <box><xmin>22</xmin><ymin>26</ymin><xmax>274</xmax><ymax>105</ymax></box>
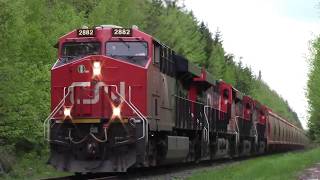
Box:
<box><xmin>110</xmin><ymin>54</ymin><xmax>122</xmax><ymax>59</ymax></box>
<box><xmin>61</xmin><ymin>55</ymin><xmax>88</xmax><ymax>62</ymax></box>
<box><xmin>140</xmin><ymin>42</ymin><xmax>147</xmax><ymax>49</ymax></box>
<box><xmin>119</xmin><ymin>38</ymin><xmax>130</xmax><ymax>49</ymax></box>
<box><xmin>61</xmin><ymin>56</ymin><xmax>75</xmax><ymax>63</ymax></box>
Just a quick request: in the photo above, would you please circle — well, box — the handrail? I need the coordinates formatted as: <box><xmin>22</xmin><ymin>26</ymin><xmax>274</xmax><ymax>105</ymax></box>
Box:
<box><xmin>234</xmin><ymin>116</ymin><xmax>240</xmax><ymax>133</ymax></box>
<box><xmin>43</xmin><ymin>87</ymin><xmax>71</xmax><ymax>141</ymax></box>
<box><xmin>203</xmin><ymin>106</ymin><xmax>211</xmax><ymax>145</ymax></box>
<box><xmin>128</xmin><ymin>86</ymin><xmax>147</xmax><ymax>121</ymax></box>
<box><xmin>68</xmin><ymin>129</ymin><xmax>88</xmax><ymax>144</ymax></box>
<box><xmin>103</xmin><ymin>84</ymin><xmax>148</xmax><ymax>142</ymax></box>
<box><xmin>44</xmin><ymin>82</ymin><xmax>148</xmax><ymax>144</ymax></box>
<box><xmin>253</xmin><ymin>121</ymin><xmax>258</xmax><ymax>144</ymax></box>
<box><xmin>234</xmin><ymin>116</ymin><xmax>240</xmax><ymax>146</ymax></box>
<box><xmin>174</xmin><ymin>94</ymin><xmax>205</xmax><ymax>105</ymax></box>
<box><xmin>90</xmin><ymin>127</ymin><xmax>108</xmax><ymax>143</ymax></box>
<box><xmin>127</xmin><ymin>86</ymin><xmax>148</xmax><ymax>141</ymax></box>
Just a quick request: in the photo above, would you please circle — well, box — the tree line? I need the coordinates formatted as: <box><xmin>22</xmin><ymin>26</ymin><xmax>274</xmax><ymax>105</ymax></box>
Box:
<box><xmin>307</xmin><ymin>37</ymin><xmax>320</xmax><ymax>141</ymax></box>
<box><xmin>0</xmin><ymin>0</ymin><xmax>301</xmax><ymax>151</ymax></box>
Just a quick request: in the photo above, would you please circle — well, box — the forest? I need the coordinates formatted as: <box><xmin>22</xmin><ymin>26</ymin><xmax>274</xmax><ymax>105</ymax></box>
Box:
<box><xmin>307</xmin><ymin>37</ymin><xmax>320</xmax><ymax>141</ymax></box>
<box><xmin>0</xmin><ymin>0</ymin><xmax>302</xmax><ymax>175</ymax></box>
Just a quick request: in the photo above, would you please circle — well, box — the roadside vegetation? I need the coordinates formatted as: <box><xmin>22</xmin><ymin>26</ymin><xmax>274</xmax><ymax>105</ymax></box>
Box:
<box><xmin>307</xmin><ymin>37</ymin><xmax>320</xmax><ymax>141</ymax></box>
<box><xmin>0</xmin><ymin>0</ymin><xmax>302</xmax><ymax>177</ymax></box>
<box><xmin>1</xmin><ymin>151</ymin><xmax>70</xmax><ymax>180</ymax></box>
<box><xmin>189</xmin><ymin>147</ymin><xmax>320</xmax><ymax>180</ymax></box>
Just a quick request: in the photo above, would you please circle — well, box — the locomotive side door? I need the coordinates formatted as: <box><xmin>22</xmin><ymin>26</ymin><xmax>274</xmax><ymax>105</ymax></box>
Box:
<box><xmin>151</xmin><ymin>43</ymin><xmax>176</xmax><ymax>131</ymax></box>
<box><xmin>149</xmin><ymin>43</ymin><xmax>161</xmax><ymax>131</ymax></box>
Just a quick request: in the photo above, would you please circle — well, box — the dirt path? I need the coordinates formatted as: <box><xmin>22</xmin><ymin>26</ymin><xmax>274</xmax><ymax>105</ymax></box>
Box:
<box><xmin>299</xmin><ymin>163</ymin><xmax>320</xmax><ymax>180</ymax></box>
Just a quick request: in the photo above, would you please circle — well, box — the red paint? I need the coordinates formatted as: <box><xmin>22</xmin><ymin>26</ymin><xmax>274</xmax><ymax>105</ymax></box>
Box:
<box><xmin>188</xmin><ymin>85</ymin><xmax>197</xmax><ymax>115</ymax></box>
<box><xmin>51</xmin><ymin>27</ymin><xmax>153</xmax><ymax>121</ymax></box>
<box><xmin>258</xmin><ymin>105</ymin><xmax>268</xmax><ymax>125</ymax></box>
<box><xmin>218</xmin><ymin>81</ymin><xmax>232</xmax><ymax>113</ymax></box>
<box><xmin>193</xmin><ymin>68</ymin><xmax>213</xmax><ymax>84</ymax></box>
<box><xmin>243</xmin><ymin>96</ymin><xmax>253</xmax><ymax>121</ymax></box>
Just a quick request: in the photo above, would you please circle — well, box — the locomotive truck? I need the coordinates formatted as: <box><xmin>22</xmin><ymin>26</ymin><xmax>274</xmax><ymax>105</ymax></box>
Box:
<box><xmin>44</xmin><ymin>25</ymin><xmax>308</xmax><ymax>173</ymax></box>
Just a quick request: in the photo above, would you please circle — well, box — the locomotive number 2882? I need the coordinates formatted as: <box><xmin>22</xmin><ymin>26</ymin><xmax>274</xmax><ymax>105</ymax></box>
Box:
<box><xmin>77</xmin><ymin>29</ymin><xmax>95</xmax><ymax>37</ymax></box>
<box><xmin>112</xmin><ymin>28</ymin><xmax>132</xmax><ymax>37</ymax></box>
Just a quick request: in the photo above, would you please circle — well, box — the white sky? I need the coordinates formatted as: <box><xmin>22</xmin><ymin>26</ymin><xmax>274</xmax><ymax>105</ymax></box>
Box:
<box><xmin>183</xmin><ymin>0</ymin><xmax>320</xmax><ymax>129</ymax></box>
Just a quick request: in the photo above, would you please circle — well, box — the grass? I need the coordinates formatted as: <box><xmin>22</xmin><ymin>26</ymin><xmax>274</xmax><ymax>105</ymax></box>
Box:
<box><xmin>1</xmin><ymin>151</ymin><xmax>70</xmax><ymax>180</ymax></box>
<box><xmin>189</xmin><ymin>147</ymin><xmax>320</xmax><ymax>180</ymax></box>
<box><xmin>2</xmin><ymin>147</ymin><xmax>320</xmax><ymax>180</ymax></box>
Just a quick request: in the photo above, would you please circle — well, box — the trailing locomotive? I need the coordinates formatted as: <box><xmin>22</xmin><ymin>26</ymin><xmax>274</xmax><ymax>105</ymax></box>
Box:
<box><xmin>44</xmin><ymin>25</ymin><xmax>308</xmax><ymax>173</ymax></box>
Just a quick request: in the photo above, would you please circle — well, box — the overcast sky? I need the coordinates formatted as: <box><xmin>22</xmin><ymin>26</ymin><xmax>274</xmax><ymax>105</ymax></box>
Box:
<box><xmin>183</xmin><ymin>0</ymin><xmax>320</xmax><ymax>129</ymax></box>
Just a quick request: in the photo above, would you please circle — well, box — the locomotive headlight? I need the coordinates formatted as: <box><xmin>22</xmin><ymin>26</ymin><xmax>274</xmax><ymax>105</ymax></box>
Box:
<box><xmin>64</xmin><ymin>107</ymin><xmax>71</xmax><ymax>118</ymax></box>
<box><xmin>93</xmin><ymin>61</ymin><xmax>101</xmax><ymax>76</ymax></box>
<box><xmin>112</xmin><ymin>106</ymin><xmax>121</xmax><ymax>118</ymax></box>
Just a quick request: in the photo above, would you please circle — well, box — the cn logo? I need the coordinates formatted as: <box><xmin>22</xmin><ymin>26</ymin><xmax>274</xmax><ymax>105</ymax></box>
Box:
<box><xmin>77</xmin><ymin>64</ymin><xmax>88</xmax><ymax>73</ymax></box>
<box><xmin>69</xmin><ymin>82</ymin><xmax>126</xmax><ymax>104</ymax></box>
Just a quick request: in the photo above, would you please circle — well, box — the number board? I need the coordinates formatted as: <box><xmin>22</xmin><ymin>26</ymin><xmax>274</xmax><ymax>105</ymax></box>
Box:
<box><xmin>77</xmin><ymin>29</ymin><xmax>96</xmax><ymax>37</ymax></box>
<box><xmin>112</xmin><ymin>28</ymin><xmax>132</xmax><ymax>37</ymax></box>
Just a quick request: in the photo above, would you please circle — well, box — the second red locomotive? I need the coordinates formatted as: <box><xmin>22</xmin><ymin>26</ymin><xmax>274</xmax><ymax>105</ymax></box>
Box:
<box><xmin>44</xmin><ymin>25</ymin><xmax>307</xmax><ymax>173</ymax></box>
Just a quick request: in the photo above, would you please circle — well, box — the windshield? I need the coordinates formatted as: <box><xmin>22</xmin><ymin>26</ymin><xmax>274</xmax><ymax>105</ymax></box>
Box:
<box><xmin>61</xmin><ymin>42</ymin><xmax>100</xmax><ymax>62</ymax></box>
<box><xmin>106</xmin><ymin>41</ymin><xmax>148</xmax><ymax>67</ymax></box>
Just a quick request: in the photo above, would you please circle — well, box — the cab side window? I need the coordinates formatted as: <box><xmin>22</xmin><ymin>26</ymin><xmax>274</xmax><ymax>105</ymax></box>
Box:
<box><xmin>160</xmin><ymin>46</ymin><xmax>175</xmax><ymax>77</ymax></box>
<box><xmin>153</xmin><ymin>42</ymin><xmax>175</xmax><ymax>77</ymax></box>
<box><xmin>154</xmin><ymin>45</ymin><xmax>160</xmax><ymax>65</ymax></box>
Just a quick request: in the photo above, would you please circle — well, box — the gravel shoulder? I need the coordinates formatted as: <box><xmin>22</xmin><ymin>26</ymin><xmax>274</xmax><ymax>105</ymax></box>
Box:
<box><xmin>122</xmin><ymin>159</ymin><xmax>239</xmax><ymax>180</ymax></box>
<box><xmin>299</xmin><ymin>163</ymin><xmax>320</xmax><ymax>180</ymax></box>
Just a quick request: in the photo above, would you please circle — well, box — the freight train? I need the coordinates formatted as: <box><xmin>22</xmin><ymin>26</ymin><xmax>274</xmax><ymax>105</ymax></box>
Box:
<box><xmin>44</xmin><ymin>25</ymin><xmax>308</xmax><ymax>173</ymax></box>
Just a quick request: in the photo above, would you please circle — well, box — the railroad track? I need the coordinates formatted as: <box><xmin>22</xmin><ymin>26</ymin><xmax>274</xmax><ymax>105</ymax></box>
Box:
<box><xmin>41</xmin><ymin>158</ymin><xmax>236</xmax><ymax>180</ymax></box>
<box><xmin>41</xmin><ymin>151</ymin><xmax>306</xmax><ymax>180</ymax></box>
<box><xmin>41</xmin><ymin>174</ymin><xmax>119</xmax><ymax>180</ymax></box>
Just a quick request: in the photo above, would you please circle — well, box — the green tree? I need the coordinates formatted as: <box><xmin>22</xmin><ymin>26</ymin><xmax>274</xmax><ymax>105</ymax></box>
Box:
<box><xmin>88</xmin><ymin>0</ymin><xmax>148</xmax><ymax>29</ymax></box>
<box><xmin>307</xmin><ymin>37</ymin><xmax>320</xmax><ymax>140</ymax></box>
<box><xmin>0</xmin><ymin>0</ymin><xmax>83</xmax><ymax>145</ymax></box>
<box><xmin>148</xmin><ymin>7</ymin><xmax>207</xmax><ymax>63</ymax></box>
<box><xmin>208</xmin><ymin>30</ymin><xmax>226</xmax><ymax>80</ymax></box>
<box><xmin>198</xmin><ymin>22</ymin><xmax>213</xmax><ymax>68</ymax></box>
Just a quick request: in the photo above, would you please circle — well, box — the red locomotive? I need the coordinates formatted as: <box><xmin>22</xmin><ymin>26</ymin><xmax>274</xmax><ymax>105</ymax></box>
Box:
<box><xmin>44</xmin><ymin>25</ymin><xmax>307</xmax><ymax>173</ymax></box>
